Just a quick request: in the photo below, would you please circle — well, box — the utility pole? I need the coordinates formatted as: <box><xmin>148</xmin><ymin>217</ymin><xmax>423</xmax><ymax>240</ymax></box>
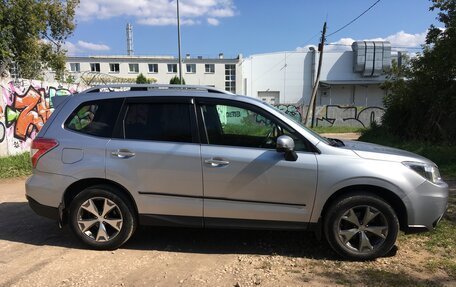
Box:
<box><xmin>304</xmin><ymin>22</ymin><xmax>326</xmax><ymax>127</ymax></box>
<box><xmin>176</xmin><ymin>0</ymin><xmax>183</xmax><ymax>84</ymax></box>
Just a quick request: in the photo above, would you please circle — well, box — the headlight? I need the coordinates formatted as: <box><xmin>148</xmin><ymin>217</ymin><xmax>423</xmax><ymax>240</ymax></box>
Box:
<box><xmin>403</xmin><ymin>161</ymin><xmax>443</xmax><ymax>184</ymax></box>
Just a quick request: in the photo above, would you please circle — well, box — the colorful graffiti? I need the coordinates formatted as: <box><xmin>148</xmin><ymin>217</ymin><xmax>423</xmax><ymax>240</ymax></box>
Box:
<box><xmin>2</xmin><ymin>83</ymin><xmax>73</xmax><ymax>141</ymax></box>
<box><xmin>0</xmin><ymin>79</ymin><xmax>81</xmax><ymax>156</ymax></box>
<box><xmin>315</xmin><ymin>105</ymin><xmax>385</xmax><ymax>128</ymax></box>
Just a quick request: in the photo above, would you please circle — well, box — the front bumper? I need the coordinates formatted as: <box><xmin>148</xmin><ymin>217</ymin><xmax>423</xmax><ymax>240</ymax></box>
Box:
<box><xmin>405</xmin><ymin>180</ymin><xmax>448</xmax><ymax>232</ymax></box>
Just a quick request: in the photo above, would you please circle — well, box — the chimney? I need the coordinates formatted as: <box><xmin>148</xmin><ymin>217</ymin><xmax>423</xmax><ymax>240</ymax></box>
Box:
<box><xmin>126</xmin><ymin>23</ymin><xmax>134</xmax><ymax>56</ymax></box>
<box><xmin>219</xmin><ymin>53</ymin><xmax>224</xmax><ymax>59</ymax></box>
<box><xmin>186</xmin><ymin>54</ymin><xmax>190</xmax><ymax>59</ymax></box>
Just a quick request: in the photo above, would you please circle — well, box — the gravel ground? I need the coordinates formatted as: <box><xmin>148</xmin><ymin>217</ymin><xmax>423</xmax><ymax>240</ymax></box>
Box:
<box><xmin>0</xmin><ymin>178</ymin><xmax>454</xmax><ymax>287</ymax></box>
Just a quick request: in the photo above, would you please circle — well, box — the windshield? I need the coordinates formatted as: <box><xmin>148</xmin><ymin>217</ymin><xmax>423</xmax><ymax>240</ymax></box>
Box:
<box><xmin>265</xmin><ymin>103</ymin><xmax>331</xmax><ymax>144</ymax></box>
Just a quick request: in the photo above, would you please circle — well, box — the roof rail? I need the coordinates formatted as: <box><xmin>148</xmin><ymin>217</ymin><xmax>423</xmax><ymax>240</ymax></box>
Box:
<box><xmin>81</xmin><ymin>84</ymin><xmax>233</xmax><ymax>95</ymax></box>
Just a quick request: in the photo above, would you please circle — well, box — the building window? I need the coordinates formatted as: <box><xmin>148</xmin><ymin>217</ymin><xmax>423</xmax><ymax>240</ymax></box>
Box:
<box><xmin>90</xmin><ymin>63</ymin><xmax>100</xmax><ymax>72</ymax></box>
<box><xmin>109</xmin><ymin>63</ymin><xmax>120</xmax><ymax>73</ymax></box>
<box><xmin>186</xmin><ymin>64</ymin><xmax>196</xmax><ymax>73</ymax></box>
<box><xmin>205</xmin><ymin>64</ymin><xmax>215</xmax><ymax>73</ymax></box>
<box><xmin>225</xmin><ymin>64</ymin><xmax>236</xmax><ymax>93</ymax></box>
<box><xmin>69</xmin><ymin>63</ymin><xmax>80</xmax><ymax>72</ymax></box>
<box><xmin>148</xmin><ymin>64</ymin><xmax>158</xmax><ymax>73</ymax></box>
<box><xmin>167</xmin><ymin>64</ymin><xmax>177</xmax><ymax>73</ymax></box>
<box><xmin>129</xmin><ymin>63</ymin><xmax>139</xmax><ymax>73</ymax></box>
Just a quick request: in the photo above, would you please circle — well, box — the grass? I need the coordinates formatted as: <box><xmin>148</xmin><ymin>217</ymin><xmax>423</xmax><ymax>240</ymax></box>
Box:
<box><xmin>0</xmin><ymin>152</ymin><xmax>32</xmax><ymax>179</ymax></box>
<box><xmin>311</xmin><ymin>126</ymin><xmax>365</xmax><ymax>134</ymax></box>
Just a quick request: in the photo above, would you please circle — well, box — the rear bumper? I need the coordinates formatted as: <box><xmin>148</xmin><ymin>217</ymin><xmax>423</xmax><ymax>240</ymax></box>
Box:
<box><xmin>27</xmin><ymin>195</ymin><xmax>59</xmax><ymax>220</ymax></box>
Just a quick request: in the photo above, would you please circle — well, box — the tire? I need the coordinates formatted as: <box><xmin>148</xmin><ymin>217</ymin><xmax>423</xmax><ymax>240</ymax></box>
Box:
<box><xmin>323</xmin><ymin>193</ymin><xmax>399</xmax><ymax>261</ymax></box>
<box><xmin>69</xmin><ymin>184</ymin><xmax>137</xmax><ymax>250</ymax></box>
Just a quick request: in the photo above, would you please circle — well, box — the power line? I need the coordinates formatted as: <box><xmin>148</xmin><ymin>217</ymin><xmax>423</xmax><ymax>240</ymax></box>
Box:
<box><xmin>298</xmin><ymin>31</ymin><xmax>321</xmax><ymax>49</ymax></box>
<box><xmin>327</xmin><ymin>0</ymin><xmax>381</xmax><ymax>38</ymax></box>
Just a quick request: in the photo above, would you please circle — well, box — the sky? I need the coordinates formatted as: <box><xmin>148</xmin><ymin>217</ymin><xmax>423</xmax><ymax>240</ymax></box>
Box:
<box><xmin>67</xmin><ymin>0</ymin><xmax>442</xmax><ymax>57</ymax></box>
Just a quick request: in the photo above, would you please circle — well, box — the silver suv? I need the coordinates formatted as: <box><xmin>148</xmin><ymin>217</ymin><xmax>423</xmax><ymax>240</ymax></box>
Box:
<box><xmin>26</xmin><ymin>84</ymin><xmax>448</xmax><ymax>260</ymax></box>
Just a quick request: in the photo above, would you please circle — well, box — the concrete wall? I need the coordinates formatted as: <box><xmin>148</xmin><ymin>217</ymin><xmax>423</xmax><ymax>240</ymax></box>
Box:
<box><xmin>241</xmin><ymin>52</ymin><xmax>313</xmax><ymax>104</ymax></box>
<box><xmin>318</xmin><ymin>85</ymin><xmax>385</xmax><ymax>107</ymax></box>
<box><xmin>0</xmin><ymin>78</ymin><xmax>85</xmax><ymax>157</ymax></box>
<box><xmin>241</xmin><ymin>50</ymin><xmax>390</xmax><ymax>107</ymax></box>
<box><xmin>275</xmin><ymin>104</ymin><xmax>385</xmax><ymax>128</ymax></box>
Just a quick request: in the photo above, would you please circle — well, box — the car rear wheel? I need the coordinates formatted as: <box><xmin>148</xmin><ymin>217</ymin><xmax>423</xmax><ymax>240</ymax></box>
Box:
<box><xmin>324</xmin><ymin>193</ymin><xmax>399</xmax><ymax>260</ymax></box>
<box><xmin>69</xmin><ymin>185</ymin><xmax>136</xmax><ymax>250</ymax></box>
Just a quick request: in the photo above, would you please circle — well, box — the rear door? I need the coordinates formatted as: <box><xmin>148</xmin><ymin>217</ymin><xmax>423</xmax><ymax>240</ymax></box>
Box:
<box><xmin>197</xmin><ymin>99</ymin><xmax>318</xmax><ymax>228</ymax></box>
<box><xmin>106</xmin><ymin>97</ymin><xmax>203</xmax><ymax>225</ymax></box>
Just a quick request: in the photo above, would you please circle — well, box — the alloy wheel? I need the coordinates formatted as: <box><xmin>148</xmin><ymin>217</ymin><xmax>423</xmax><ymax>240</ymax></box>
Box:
<box><xmin>337</xmin><ymin>205</ymin><xmax>389</xmax><ymax>253</ymax></box>
<box><xmin>76</xmin><ymin>197</ymin><xmax>123</xmax><ymax>242</ymax></box>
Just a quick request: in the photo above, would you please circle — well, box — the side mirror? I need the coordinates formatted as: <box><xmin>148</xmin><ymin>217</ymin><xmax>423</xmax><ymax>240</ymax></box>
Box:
<box><xmin>276</xmin><ymin>135</ymin><xmax>298</xmax><ymax>161</ymax></box>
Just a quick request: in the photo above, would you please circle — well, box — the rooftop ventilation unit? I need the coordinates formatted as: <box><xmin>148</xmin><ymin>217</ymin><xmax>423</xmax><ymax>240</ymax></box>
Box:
<box><xmin>352</xmin><ymin>41</ymin><xmax>391</xmax><ymax>77</ymax></box>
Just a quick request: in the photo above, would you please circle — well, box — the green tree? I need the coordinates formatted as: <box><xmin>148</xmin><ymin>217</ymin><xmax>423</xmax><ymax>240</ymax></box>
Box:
<box><xmin>0</xmin><ymin>0</ymin><xmax>79</xmax><ymax>80</ymax></box>
<box><xmin>381</xmin><ymin>0</ymin><xmax>456</xmax><ymax>143</ymax></box>
<box><xmin>169</xmin><ymin>75</ymin><xmax>185</xmax><ymax>85</ymax></box>
<box><xmin>136</xmin><ymin>73</ymin><xmax>150</xmax><ymax>84</ymax></box>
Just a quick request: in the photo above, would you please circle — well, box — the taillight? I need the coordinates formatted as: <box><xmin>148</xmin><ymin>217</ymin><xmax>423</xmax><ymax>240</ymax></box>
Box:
<box><xmin>31</xmin><ymin>138</ymin><xmax>59</xmax><ymax>168</ymax></box>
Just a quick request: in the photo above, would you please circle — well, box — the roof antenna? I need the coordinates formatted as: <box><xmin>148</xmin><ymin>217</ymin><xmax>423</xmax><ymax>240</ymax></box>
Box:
<box><xmin>126</xmin><ymin>23</ymin><xmax>134</xmax><ymax>56</ymax></box>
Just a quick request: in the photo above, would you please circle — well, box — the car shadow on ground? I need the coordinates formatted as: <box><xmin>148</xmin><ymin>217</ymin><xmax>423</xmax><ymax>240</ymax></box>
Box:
<box><xmin>0</xmin><ymin>201</ymin><xmax>344</xmax><ymax>259</ymax></box>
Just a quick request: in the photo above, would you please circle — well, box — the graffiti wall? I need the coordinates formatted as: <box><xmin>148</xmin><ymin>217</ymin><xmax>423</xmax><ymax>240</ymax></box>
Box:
<box><xmin>314</xmin><ymin>105</ymin><xmax>385</xmax><ymax>128</ymax></box>
<box><xmin>0</xmin><ymin>78</ymin><xmax>84</xmax><ymax>157</ymax></box>
<box><xmin>270</xmin><ymin>104</ymin><xmax>383</xmax><ymax>128</ymax></box>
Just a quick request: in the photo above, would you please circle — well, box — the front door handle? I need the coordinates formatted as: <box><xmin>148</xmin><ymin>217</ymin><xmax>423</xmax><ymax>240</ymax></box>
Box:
<box><xmin>204</xmin><ymin>158</ymin><xmax>230</xmax><ymax>167</ymax></box>
<box><xmin>112</xmin><ymin>149</ymin><xmax>135</xmax><ymax>159</ymax></box>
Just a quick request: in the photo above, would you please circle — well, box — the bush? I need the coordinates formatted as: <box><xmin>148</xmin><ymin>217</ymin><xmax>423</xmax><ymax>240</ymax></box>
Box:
<box><xmin>380</xmin><ymin>1</ymin><xmax>456</xmax><ymax>144</ymax></box>
<box><xmin>136</xmin><ymin>73</ymin><xmax>151</xmax><ymax>84</ymax></box>
<box><xmin>169</xmin><ymin>75</ymin><xmax>185</xmax><ymax>85</ymax></box>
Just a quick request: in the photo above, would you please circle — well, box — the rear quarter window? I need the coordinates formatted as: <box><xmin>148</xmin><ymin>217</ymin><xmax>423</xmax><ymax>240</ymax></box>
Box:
<box><xmin>65</xmin><ymin>98</ymin><xmax>123</xmax><ymax>138</ymax></box>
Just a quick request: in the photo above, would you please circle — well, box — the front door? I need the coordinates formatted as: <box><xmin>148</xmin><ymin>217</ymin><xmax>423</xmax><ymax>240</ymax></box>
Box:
<box><xmin>197</xmin><ymin>99</ymin><xmax>318</xmax><ymax>227</ymax></box>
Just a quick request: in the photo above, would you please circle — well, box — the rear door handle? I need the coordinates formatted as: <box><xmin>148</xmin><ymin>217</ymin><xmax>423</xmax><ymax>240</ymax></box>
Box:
<box><xmin>112</xmin><ymin>149</ymin><xmax>135</xmax><ymax>158</ymax></box>
<box><xmin>204</xmin><ymin>158</ymin><xmax>230</xmax><ymax>167</ymax></box>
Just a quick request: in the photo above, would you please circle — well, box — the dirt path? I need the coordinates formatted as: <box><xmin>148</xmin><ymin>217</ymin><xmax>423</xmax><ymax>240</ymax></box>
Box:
<box><xmin>0</xmin><ymin>178</ymin><xmax>454</xmax><ymax>287</ymax></box>
<box><xmin>320</xmin><ymin>132</ymin><xmax>361</xmax><ymax>141</ymax></box>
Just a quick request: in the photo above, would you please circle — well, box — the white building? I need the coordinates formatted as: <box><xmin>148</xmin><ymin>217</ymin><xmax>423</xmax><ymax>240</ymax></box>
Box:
<box><xmin>65</xmin><ymin>53</ymin><xmax>242</xmax><ymax>94</ymax></box>
<box><xmin>63</xmin><ymin>41</ymin><xmax>397</xmax><ymax>109</ymax></box>
<box><xmin>240</xmin><ymin>41</ymin><xmax>396</xmax><ymax>107</ymax></box>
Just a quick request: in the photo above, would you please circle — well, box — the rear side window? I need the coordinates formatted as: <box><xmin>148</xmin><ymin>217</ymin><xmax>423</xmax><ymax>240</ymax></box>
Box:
<box><xmin>65</xmin><ymin>98</ymin><xmax>123</xmax><ymax>138</ymax></box>
<box><xmin>123</xmin><ymin>103</ymin><xmax>192</xmax><ymax>143</ymax></box>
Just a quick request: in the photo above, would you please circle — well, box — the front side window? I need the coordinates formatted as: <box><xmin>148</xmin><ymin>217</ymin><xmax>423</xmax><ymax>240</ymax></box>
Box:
<box><xmin>129</xmin><ymin>63</ymin><xmax>139</xmax><ymax>73</ymax></box>
<box><xmin>167</xmin><ymin>64</ymin><xmax>177</xmax><ymax>73</ymax></box>
<box><xmin>201</xmin><ymin>103</ymin><xmax>308</xmax><ymax>151</ymax></box>
<box><xmin>124</xmin><ymin>103</ymin><xmax>192</xmax><ymax>143</ymax></box>
<box><xmin>65</xmin><ymin>99</ymin><xmax>123</xmax><ymax>138</ymax></box>
<box><xmin>90</xmin><ymin>63</ymin><xmax>100</xmax><ymax>72</ymax></box>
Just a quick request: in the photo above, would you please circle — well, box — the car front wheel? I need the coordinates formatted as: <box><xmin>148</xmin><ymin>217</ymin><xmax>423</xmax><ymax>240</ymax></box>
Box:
<box><xmin>324</xmin><ymin>193</ymin><xmax>399</xmax><ymax>260</ymax></box>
